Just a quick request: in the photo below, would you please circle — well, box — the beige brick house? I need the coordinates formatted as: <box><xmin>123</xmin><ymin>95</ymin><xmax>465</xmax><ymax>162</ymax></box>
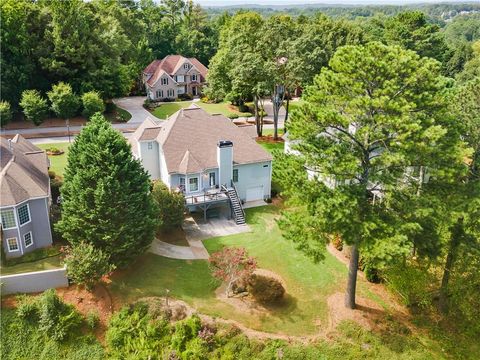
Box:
<box><xmin>143</xmin><ymin>55</ymin><xmax>208</xmax><ymax>100</ymax></box>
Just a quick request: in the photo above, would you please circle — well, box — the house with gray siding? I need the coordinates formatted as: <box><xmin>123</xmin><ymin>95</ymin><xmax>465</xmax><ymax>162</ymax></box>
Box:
<box><xmin>130</xmin><ymin>105</ymin><xmax>272</xmax><ymax>224</ymax></box>
<box><xmin>143</xmin><ymin>55</ymin><xmax>208</xmax><ymax>100</ymax></box>
<box><xmin>1</xmin><ymin>135</ymin><xmax>53</xmax><ymax>258</ymax></box>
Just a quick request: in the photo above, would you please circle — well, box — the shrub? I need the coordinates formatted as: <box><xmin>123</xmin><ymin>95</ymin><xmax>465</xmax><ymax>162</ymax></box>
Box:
<box><xmin>46</xmin><ymin>146</ymin><xmax>62</xmax><ymax>154</ymax></box>
<box><xmin>242</xmin><ymin>112</ymin><xmax>253</xmax><ymax>118</ymax></box>
<box><xmin>248</xmin><ymin>274</ymin><xmax>285</xmax><ymax>304</ymax></box>
<box><xmin>0</xmin><ymin>100</ymin><xmax>12</xmax><ymax>127</ymax></box>
<box><xmin>151</xmin><ymin>181</ymin><xmax>185</xmax><ymax>231</ymax></box>
<box><xmin>16</xmin><ymin>295</ymin><xmax>39</xmax><ymax>322</ymax></box>
<box><xmin>47</xmin><ymin>82</ymin><xmax>80</xmax><ymax>120</ymax></box>
<box><xmin>86</xmin><ymin>310</ymin><xmax>100</xmax><ymax>329</ymax></box>
<box><xmin>105</xmin><ymin>101</ymin><xmax>116</xmax><ymax>113</ymax></box>
<box><xmin>364</xmin><ymin>265</ymin><xmax>382</xmax><ymax>283</ymax></box>
<box><xmin>332</xmin><ymin>235</ymin><xmax>343</xmax><ymax>251</ymax></box>
<box><xmin>48</xmin><ymin>170</ymin><xmax>56</xmax><ymax>180</ymax></box>
<box><xmin>20</xmin><ymin>89</ymin><xmax>49</xmax><ymax>126</ymax></box>
<box><xmin>178</xmin><ymin>93</ymin><xmax>193</xmax><ymax>101</ymax></box>
<box><xmin>63</xmin><ymin>242</ymin><xmax>115</xmax><ymax>290</ymax></box>
<box><xmin>51</xmin><ymin>177</ymin><xmax>63</xmax><ymax>204</ymax></box>
<box><xmin>170</xmin><ymin>315</ymin><xmax>202</xmax><ymax>353</ymax></box>
<box><xmin>227</xmin><ymin>113</ymin><xmax>239</xmax><ymax>119</ymax></box>
<box><xmin>238</xmin><ymin>104</ymin><xmax>249</xmax><ymax>112</ymax></box>
<box><xmin>38</xmin><ymin>289</ymin><xmax>83</xmax><ymax>341</ymax></box>
<box><xmin>81</xmin><ymin>91</ymin><xmax>105</xmax><ymax>119</ymax></box>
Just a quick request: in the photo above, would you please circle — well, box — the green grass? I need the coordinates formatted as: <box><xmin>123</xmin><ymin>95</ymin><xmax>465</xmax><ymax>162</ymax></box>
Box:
<box><xmin>1</xmin><ymin>254</ymin><xmax>63</xmax><ymax>275</ymax></box>
<box><xmin>151</xmin><ymin>101</ymin><xmax>253</xmax><ymax>119</ymax></box>
<box><xmin>37</xmin><ymin>142</ymin><xmax>70</xmax><ymax>176</ymax></box>
<box><xmin>109</xmin><ymin>205</ymin><xmax>346</xmax><ymax>335</ymax></box>
<box><xmin>258</xmin><ymin>140</ymin><xmax>284</xmax><ymax>153</ymax></box>
<box><xmin>151</xmin><ymin>101</ymin><xmax>193</xmax><ymax>119</ymax></box>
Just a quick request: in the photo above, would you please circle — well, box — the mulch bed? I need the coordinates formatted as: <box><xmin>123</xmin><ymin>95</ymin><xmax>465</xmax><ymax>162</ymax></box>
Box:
<box><xmin>256</xmin><ymin>135</ymin><xmax>284</xmax><ymax>143</ymax></box>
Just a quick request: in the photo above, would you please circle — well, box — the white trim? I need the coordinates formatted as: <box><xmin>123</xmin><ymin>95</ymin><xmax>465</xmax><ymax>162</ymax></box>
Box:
<box><xmin>0</xmin><ymin>209</ymin><xmax>17</xmax><ymax>230</ymax></box>
<box><xmin>24</xmin><ymin>231</ymin><xmax>34</xmax><ymax>248</ymax></box>
<box><xmin>6</xmin><ymin>237</ymin><xmax>20</xmax><ymax>252</ymax></box>
<box><xmin>17</xmin><ymin>203</ymin><xmax>31</xmax><ymax>227</ymax></box>
<box><xmin>13</xmin><ymin>203</ymin><xmax>24</xmax><ymax>254</ymax></box>
<box><xmin>44</xmin><ymin>197</ymin><xmax>52</xmax><ymax>241</ymax></box>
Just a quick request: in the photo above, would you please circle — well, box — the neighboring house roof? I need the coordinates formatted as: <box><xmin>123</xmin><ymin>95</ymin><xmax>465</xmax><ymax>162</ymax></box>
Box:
<box><xmin>130</xmin><ymin>105</ymin><xmax>272</xmax><ymax>175</ymax></box>
<box><xmin>144</xmin><ymin>55</ymin><xmax>208</xmax><ymax>87</ymax></box>
<box><xmin>0</xmin><ymin>135</ymin><xmax>50</xmax><ymax>207</ymax></box>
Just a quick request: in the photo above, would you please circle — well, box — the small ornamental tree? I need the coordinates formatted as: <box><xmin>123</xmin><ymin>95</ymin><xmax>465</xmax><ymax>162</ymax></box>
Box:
<box><xmin>0</xmin><ymin>101</ymin><xmax>12</xmax><ymax>127</ymax></box>
<box><xmin>56</xmin><ymin>113</ymin><xmax>158</xmax><ymax>267</ymax></box>
<box><xmin>209</xmin><ymin>247</ymin><xmax>257</xmax><ymax>297</ymax></box>
<box><xmin>81</xmin><ymin>91</ymin><xmax>105</xmax><ymax>119</ymax></box>
<box><xmin>47</xmin><ymin>82</ymin><xmax>80</xmax><ymax>120</ymax></box>
<box><xmin>151</xmin><ymin>181</ymin><xmax>185</xmax><ymax>231</ymax></box>
<box><xmin>63</xmin><ymin>242</ymin><xmax>115</xmax><ymax>290</ymax></box>
<box><xmin>20</xmin><ymin>90</ymin><xmax>49</xmax><ymax>126</ymax></box>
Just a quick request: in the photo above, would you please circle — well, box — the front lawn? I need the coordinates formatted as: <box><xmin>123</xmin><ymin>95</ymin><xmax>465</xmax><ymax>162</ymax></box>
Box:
<box><xmin>258</xmin><ymin>140</ymin><xmax>284</xmax><ymax>153</ymax></box>
<box><xmin>109</xmin><ymin>205</ymin><xmax>347</xmax><ymax>335</ymax></box>
<box><xmin>151</xmin><ymin>101</ymin><xmax>253</xmax><ymax>119</ymax></box>
<box><xmin>1</xmin><ymin>246</ymin><xmax>63</xmax><ymax>275</ymax></box>
<box><xmin>37</xmin><ymin>142</ymin><xmax>70</xmax><ymax>176</ymax></box>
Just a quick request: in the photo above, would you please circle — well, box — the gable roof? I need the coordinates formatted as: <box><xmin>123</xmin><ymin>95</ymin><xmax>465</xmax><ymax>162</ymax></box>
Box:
<box><xmin>130</xmin><ymin>117</ymin><xmax>161</xmax><ymax>156</ymax></box>
<box><xmin>130</xmin><ymin>105</ymin><xmax>272</xmax><ymax>175</ymax></box>
<box><xmin>0</xmin><ymin>135</ymin><xmax>50</xmax><ymax>207</ymax></box>
<box><xmin>144</xmin><ymin>55</ymin><xmax>208</xmax><ymax>86</ymax></box>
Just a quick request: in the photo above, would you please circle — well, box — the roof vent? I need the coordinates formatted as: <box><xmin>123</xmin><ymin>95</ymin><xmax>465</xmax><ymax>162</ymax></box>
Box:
<box><xmin>8</xmin><ymin>139</ymin><xmax>12</xmax><ymax>151</ymax></box>
<box><xmin>218</xmin><ymin>140</ymin><xmax>233</xmax><ymax>148</ymax></box>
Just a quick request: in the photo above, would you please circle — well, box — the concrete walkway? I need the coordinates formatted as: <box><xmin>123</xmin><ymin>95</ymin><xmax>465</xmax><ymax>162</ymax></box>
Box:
<box><xmin>113</xmin><ymin>96</ymin><xmax>162</xmax><ymax>124</ymax></box>
<box><xmin>149</xmin><ymin>215</ymin><xmax>251</xmax><ymax>260</ymax></box>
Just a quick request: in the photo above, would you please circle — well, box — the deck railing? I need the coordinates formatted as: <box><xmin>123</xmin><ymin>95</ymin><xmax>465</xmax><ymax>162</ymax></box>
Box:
<box><xmin>184</xmin><ymin>190</ymin><xmax>228</xmax><ymax>205</ymax></box>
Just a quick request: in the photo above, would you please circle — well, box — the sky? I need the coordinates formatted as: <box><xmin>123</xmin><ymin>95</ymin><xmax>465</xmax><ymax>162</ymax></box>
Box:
<box><xmin>195</xmin><ymin>0</ymin><xmax>479</xmax><ymax>6</ymax></box>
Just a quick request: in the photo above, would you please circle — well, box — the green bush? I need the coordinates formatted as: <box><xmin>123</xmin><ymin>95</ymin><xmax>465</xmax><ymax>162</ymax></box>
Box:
<box><xmin>227</xmin><ymin>113</ymin><xmax>239</xmax><ymax>119</ymax></box>
<box><xmin>37</xmin><ymin>289</ymin><xmax>83</xmax><ymax>341</ymax></box>
<box><xmin>16</xmin><ymin>295</ymin><xmax>39</xmax><ymax>322</ymax></box>
<box><xmin>51</xmin><ymin>177</ymin><xmax>63</xmax><ymax>204</ymax></box>
<box><xmin>81</xmin><ymin>91</ymin><xmax>105</xmax><ymax>119</ymax></box>
<box><xmin>248</xmin><ymin>274</ymin><xmax>285</xmax><ymax>304</ymax></box>
<box><xmin>364</xmin><ymin>265</ymin><xmax>382</xmax><ymax>283</ymax></box>
<box><xmin>151</xmin><ymin>181</ymin><xmax>185</xmax><ymax>231</ymax></box>
<box><xmin>0</xmin><ymin>100</ymin><xmax>12</xmax><ymax>127</ymax></box>
<box><xmin>242</xmin><ymin>112</ymin><xmax>253</xmax><ymax>118</ymax></box>
<box><xmin>86</xmin><ymin>311</ymin><xmax>100</xmax><ymax>330</ymax></box>
<box><xmin>238</xmin><ymin>104</ymin><xmax>249</xmax><ymax>112</ymax></box>
<box><xmin>171</xmin><ymin>315</ymin><xmax>202</xmax><ymax>353</ymax></box>
<box><xmin>20</xmin><ymin>89</ymin><xmax>49</xmax><ymax>126</ymax></box>
<box><xmin>63</xmin><ymin>242</ymin><xmax>115</xmax><ymax>290</ymax></box>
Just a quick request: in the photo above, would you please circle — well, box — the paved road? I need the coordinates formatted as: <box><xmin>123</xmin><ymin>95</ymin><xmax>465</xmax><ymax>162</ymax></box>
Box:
<box><xmin>28</xmin><ymin>132</ymin><xmax>134</xmax><ymax>145</ymax></box>
<box><xmin>113</xmin><ymin>96</ymin><xmax>162</xmax><ymax>123</ymax></box>
<box><xmin>0</xmin><ymin>122</ymin><xmax>138</xmax><ymax>137</ymax></box>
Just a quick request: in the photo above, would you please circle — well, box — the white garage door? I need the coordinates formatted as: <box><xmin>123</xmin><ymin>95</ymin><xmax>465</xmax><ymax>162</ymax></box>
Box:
<box><xmin>246</xmin><ymin>186</ymin><xmax>264</xmax><ymax>202</ymax></box>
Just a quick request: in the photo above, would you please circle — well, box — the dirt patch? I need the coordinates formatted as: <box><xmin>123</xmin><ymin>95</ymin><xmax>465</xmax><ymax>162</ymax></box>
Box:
<box><xmin>256</xmin><ymin>135</ymin><xmax>284</xmax><ymax>143</ymax></box>
<box><xmin>56</xmin><ymin>283</ymin><xmax>114</xmax><ymax>342</ymax></box>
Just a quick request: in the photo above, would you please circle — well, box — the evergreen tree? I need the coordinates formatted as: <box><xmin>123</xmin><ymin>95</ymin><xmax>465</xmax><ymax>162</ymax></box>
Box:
<box><xmin>56</xmin><ymin>114</ymin><xmax>157</xmax><ymax>267</ymax></box>
<box><xmin>279</xmin><ymin>42</ymin><xmax>465</xmax><ymax>309</ymax></box>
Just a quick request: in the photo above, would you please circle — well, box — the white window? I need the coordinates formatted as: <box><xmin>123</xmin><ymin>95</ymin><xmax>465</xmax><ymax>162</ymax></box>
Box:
<box><xmin>18</xmin><ymin>204</ymin><xmax>30</xmax><ymax>226</ymax></box>
<box><xmin>156</xmin><ymin>90</ymin><xmax>163</xmax><ymax>98</ymax></box>
<box><xmin>24</xmin><ymin>231</ymin><xmax>33</xmax><ymax>248</ymax></box>
<box><xmin>191</xmin><ymin>74</ymin><xmax>198</xmax><ymax>82</ymax></box>
<box><xmin>177</xmin><ymin>87</ymin><xmax>185</xmax><ymax>95</ymax></box>
<box><xmin>184</xmin><ymin>63</ymin><xmax>189</xmax><ymax>69</ymax></box>
<box><xmin>176</xmin><ymin>75</ymin><xmax>184</xmax><ymax>82</ymax></box>
<box><xmin>233</xmin><ymin>169</ymin><xmax>239</xmax><ymax>183</ymax></box>
<box><xmin>161</xmin><ymin>77</ymin><xmax>169</xmax><ymax>85</ymax></box>
<box><xmin>167</xmin><ymin>89</ymin><xmax>175</xmax><ymax>97</ymax></box>
<box><xmin>7</xmin><ymin>237</ymin><xmax>19</xmax><ymax>252</ymax></box>
<box><xmin>1</xmin><ymin>209</ymin><xmax>16</xmax><ymax>229</ymax></box>
<box><xmin>209</xmin><ymin>172</ymin><xmax>216</xmax><ymax>187</ymax></box>
<box><xmin>148</xmin><ymin>142</ymin><xmax>153</xmax><ymax>150</ymax></box>
<box><xmin>189</xmin><ymin>177</ymin><xmax>199</xmax><ymax>192</ymax></box>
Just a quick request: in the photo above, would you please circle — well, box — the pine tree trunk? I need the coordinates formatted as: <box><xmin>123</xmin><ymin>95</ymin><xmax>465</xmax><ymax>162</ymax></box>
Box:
<box><xmin>439</xmin><ymin>218</ymin><xmax>463</xmax><ymax>314</ymax></box>
<box><xmin>345</xmin><ymin>243</ymin><xmax>359</xmax><ymax>309</ymax></box>
<box><xmin>254</xmin><ymin>95</ymin><xmax>261</xmax><ymax>137</ymax></box>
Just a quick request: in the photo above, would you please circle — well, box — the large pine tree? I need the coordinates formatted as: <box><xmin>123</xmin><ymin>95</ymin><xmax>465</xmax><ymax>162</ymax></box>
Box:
<box><xmin>56</xmin><ymin>114</ymin><xmax>157</xmax><ymax>267</ymax></box>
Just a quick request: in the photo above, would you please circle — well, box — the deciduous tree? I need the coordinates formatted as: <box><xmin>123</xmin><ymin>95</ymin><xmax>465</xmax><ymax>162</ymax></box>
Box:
<box><xmin>81</xmin><ymin>91</ymin><xmax>105</xmax><ymax>119</ymax></box>
<box><xmin>20</xmin><ymin>90</ymin><xmax>49</xmax><ymax>126</ymax></box>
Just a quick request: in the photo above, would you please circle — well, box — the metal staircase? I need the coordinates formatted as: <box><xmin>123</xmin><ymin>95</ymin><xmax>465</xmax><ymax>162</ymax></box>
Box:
<box><xmin>222</xmin><ymin>183</ymin><xmax>246</xmax><ymax>225</ymax></box>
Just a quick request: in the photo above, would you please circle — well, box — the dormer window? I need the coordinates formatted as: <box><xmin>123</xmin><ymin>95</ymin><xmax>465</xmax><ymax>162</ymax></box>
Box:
<box><xmin>184</xmin><ymin>63</ymin><xmax>190</xmax><ymax>70</ymax></box>
<box><xmin>161</xmin><ymin>77</ymin><xmax>168</xmax><ymax>85</ymax></box>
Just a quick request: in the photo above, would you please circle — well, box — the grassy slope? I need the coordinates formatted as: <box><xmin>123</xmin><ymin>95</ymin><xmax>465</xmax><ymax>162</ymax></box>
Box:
<box><xmin>109</xmin><ymin>206</ymin><xmax>346</xmax><ymax>335</ymax></box>
<box><xmin>37</xmin><ymin>142</ymin><xmax>70</xmax><ymax>176</ymax></box>
<box><xmin>151</xmin><ymin>102</ymin><xmax>192</xmax><ymax>119</ymax></box>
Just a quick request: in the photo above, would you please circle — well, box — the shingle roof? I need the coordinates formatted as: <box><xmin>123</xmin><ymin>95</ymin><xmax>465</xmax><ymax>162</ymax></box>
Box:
<box><xmin>130</xmin><ymin>117</ymin><xmax>161</xmax><ymax>156</ymax></box>
<box><xmin>0</xmin><ymin>135</ymin><xmax>50</xmax><ymax>207</ymax></box>
<box><xmin>144</xmin><ymin>55</ymin><xmax>208</xmax><ymax>86</ymax></box>
<box><xmin>130</xmin><ymin>106</ymin><xmax>272</xmax><ymax>175</ymax></box>
<box><xmin>139</xmin><ymin>127</ymin><xmax>161</xmax><ymax>141</ymax></box>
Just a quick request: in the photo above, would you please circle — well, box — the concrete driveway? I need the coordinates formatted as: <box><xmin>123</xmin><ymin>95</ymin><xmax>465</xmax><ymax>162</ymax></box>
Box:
<box><xmin>113</xmin><ymin>96</ymin><xmax>162</xmax><ymax>124</ymax></box>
